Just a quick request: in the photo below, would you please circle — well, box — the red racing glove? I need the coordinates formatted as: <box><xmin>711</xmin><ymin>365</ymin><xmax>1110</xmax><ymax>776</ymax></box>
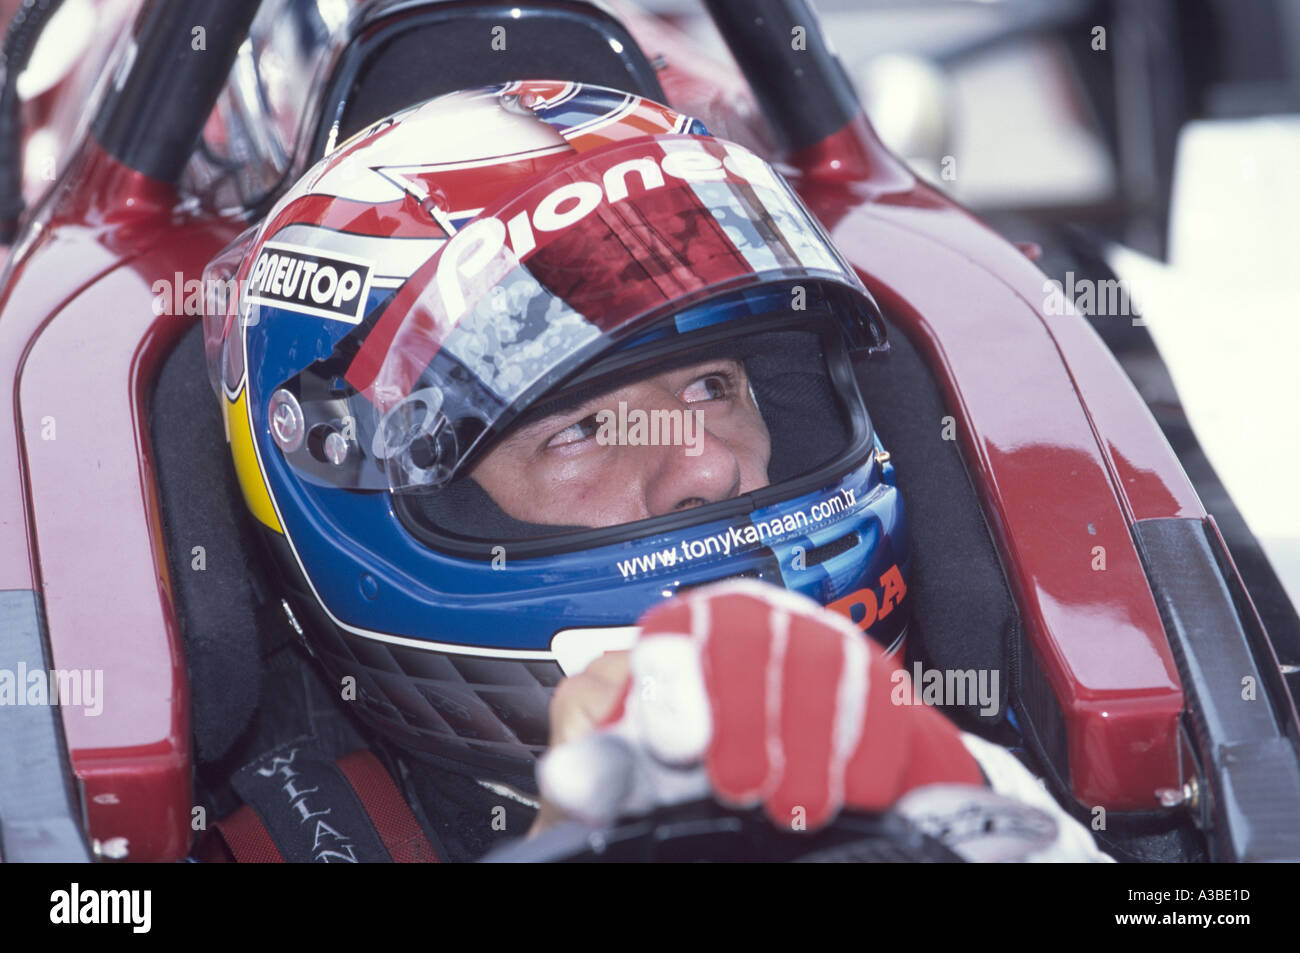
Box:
<box><xmin>539</xmin><ymin>580</ymin><xmax>985</xmax><ymax>831</ymax></box>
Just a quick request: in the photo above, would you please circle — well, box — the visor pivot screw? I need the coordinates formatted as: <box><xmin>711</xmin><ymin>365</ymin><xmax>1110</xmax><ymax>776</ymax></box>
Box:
<box><xmin>360</xmin><ymin>573</ymin><xmax>379</xmax><ymax>601</ymax></box>
<box><xmin>324</xmin><ymin>430</ymin><xmax>350</xmax><ymax>466</ymax></box>
<box><xmin>269</xmin><ymin>389</ymin><xmax>305</xmax><ymax>453</ymax></box>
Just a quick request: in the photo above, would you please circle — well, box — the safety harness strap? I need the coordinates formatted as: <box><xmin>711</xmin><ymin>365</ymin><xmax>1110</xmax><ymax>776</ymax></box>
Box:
<box><xmin>336</xmin><ymin>749</ymin><xmax>441</xmax><ymax>863</ymax></box>
<box><xmin>210</xmin><ymin>740</ymin><xmax>438</xmax><ymax>863</ymax></box>
<box><xmin>211</xmin><ymin>803</ymin><xmax>284</xmax><ymax>863</ymax></box>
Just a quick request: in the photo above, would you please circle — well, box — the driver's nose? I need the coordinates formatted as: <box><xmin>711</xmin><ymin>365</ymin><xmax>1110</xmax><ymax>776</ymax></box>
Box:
<box><xmin>642</xmin><ymin>417</ymin><xmax>741</xmax><ymax>517</ymax></box>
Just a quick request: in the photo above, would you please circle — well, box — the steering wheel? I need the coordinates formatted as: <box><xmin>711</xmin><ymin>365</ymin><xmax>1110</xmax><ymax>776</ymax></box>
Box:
<box><xmin>481</xmin><ymin>798</ymin><xmax>964</xmax><ymax>863</ymax></box>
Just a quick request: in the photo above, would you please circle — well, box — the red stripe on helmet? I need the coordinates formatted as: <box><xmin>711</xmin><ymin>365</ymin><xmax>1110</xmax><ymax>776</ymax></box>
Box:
<box><xmin>344</xmin><ymin>136</ymin><xmax>780</xmax><ymax>402</ymax></box>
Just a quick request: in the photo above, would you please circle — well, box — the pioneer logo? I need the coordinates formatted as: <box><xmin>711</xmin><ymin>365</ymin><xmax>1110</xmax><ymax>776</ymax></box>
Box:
<box><xmin>435</xmin><ymin>141</ymin><xmax>788</xmax><ymax>322</ymax></box>
<box><xmin>247</xmin><ymin>241</ymin><xmax>373</xmax><ymax>323</ymax></box>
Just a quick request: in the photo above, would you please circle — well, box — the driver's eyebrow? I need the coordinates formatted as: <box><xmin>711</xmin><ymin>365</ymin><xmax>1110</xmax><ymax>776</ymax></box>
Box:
<box><xmin>510</xmin><ymin>386</ymin><xmax>615</xmax><ymax>438</ymax></box>
<box><xmin>508</xmin><ymin>356</ymin><xmax>747</xmax><ymax>442</ymax></box>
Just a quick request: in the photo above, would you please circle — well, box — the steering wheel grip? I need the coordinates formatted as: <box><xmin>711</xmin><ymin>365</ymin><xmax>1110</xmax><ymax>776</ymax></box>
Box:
<box><xmin>480</xmin><ymin>799</ymin><xmax>964</xmax><ymax>863</ymax></box>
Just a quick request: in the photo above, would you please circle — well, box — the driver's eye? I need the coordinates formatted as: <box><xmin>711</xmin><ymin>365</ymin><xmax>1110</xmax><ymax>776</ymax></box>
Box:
<box><xmin>679</xmin><ymin>373</ymin><xmax>732</xmax><ymax>404</ymax></box>
<box><xmin>545</xmin><ymin>413</ymin><xmax>601</xmax><ymax>449</ymax></box>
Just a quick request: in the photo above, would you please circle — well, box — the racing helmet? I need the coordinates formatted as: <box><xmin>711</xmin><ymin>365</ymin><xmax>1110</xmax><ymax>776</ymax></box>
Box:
<box><xmin>203</xmin><ymin>82</ymin><xmax>910</xmax><ymax>786</ymax></box>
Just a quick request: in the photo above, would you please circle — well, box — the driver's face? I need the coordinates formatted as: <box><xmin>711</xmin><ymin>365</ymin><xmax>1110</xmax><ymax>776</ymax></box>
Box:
<box><xmin>469</xmin><ymin>356</ymin><xmax>772</xmax><ymax>528</ymax></box>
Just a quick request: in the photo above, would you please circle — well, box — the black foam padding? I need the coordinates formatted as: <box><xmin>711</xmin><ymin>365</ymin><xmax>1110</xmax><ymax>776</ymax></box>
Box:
<box><xmin>148</xmin><ymin>323</ymin><xmax>264</xmax><ymax>764</ymax></box>
<box><xmin>855</xmin><ymin>318</ymin><xmax>1017</xmax><ymax>731</ymax></box>
<box><xmin>196</xmin><ymin>631</ymin><xmax>373</xmax><ymax>823</ymax></box>
<box><xmin>744</xmin><ymin>330</ymin><xmax>847</xmax><ymax>482</ymax></box>
<box><xmin>318</xmin><ymin>3</ymin><xmax>665</xmax><ymax>154</ymax></box>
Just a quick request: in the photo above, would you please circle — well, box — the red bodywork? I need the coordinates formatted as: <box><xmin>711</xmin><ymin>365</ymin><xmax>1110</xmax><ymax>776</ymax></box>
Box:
<box><xmin>0</xmin><ymin>7</ymin><xmax>1204</xmax><ymax>860</ymax></box>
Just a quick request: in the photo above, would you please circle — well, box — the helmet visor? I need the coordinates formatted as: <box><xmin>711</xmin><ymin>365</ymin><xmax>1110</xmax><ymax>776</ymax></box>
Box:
<box><xmin>265</xmin><ymin>138</ymin><xmax>886</xmax><ymax>503</ymax></box>
<box><xmin>347</xmin><ymin>137</ymin><xmax>884</xmax><ymax>492</ymax></box>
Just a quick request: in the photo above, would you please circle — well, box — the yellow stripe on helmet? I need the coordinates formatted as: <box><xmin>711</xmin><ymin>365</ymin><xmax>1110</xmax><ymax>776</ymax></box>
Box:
<box><xmin>224</xmin><ymin>388</ymin><xmax>284</xmax><ymax>534</ymax></box>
